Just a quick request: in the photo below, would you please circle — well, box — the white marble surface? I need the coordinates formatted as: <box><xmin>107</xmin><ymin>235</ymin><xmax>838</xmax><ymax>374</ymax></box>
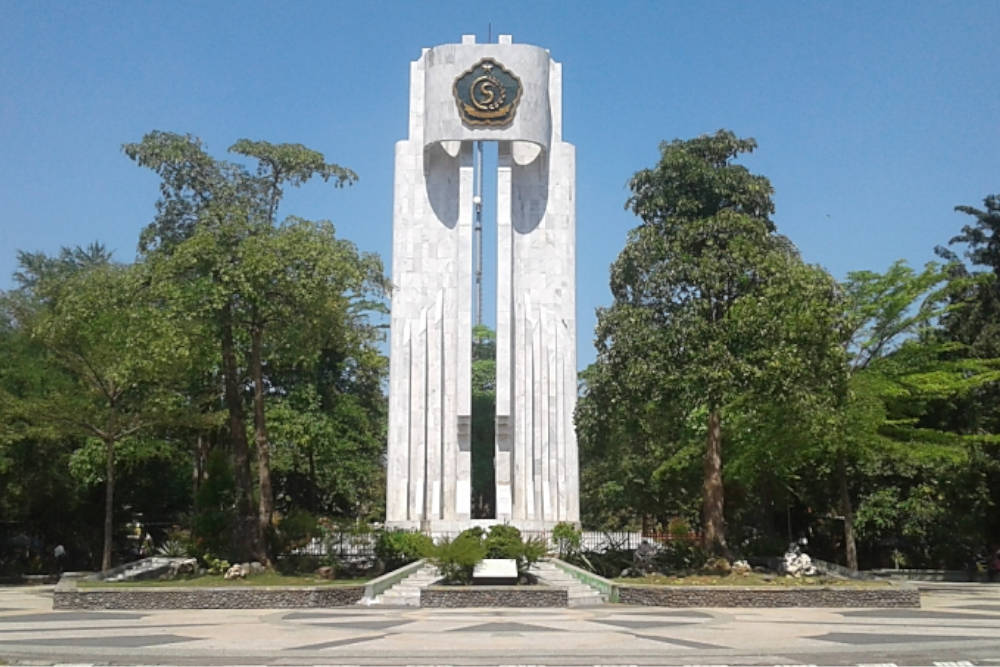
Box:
<box><xmin>387</xmin><ymin>35</ymin><xmax>578</xmax><ymax>532</ymax></box>
<box><xmin>473</xmin><ymin>558</ymin><xmax>519</xmax><ymax>580</ymax></box>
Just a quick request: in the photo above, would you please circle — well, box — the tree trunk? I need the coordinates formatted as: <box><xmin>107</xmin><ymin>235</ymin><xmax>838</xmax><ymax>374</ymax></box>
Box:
<box><xmin>250</xmin><ymin>325</ymin><xmax>274</xmax><ymax>567</ymax></box>
<box><xmin>193</xmin><ymin>433</ymin><xmax>207</xmax><ymax>500</ymax></box>
<box><xmin>702</xmin><ymin>410</ymin><xmax>727</xmax><ymax>555</ymax></box>
<box><xmin>220</xmin><ymin>306</ymin><xmax>262</xmax><ymax>563</ymax></box>
<box><xmin>838</xmin><ymin>455</ymin><xmax>858</xmax><ymax>570</ymax></box>
<box><xmin>102</xmin><ymin>437</ymin><xmax>115</xmax><ymax>572</ymax></box>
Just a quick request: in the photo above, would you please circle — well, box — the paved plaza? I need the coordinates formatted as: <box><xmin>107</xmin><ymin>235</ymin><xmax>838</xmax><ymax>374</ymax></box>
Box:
<box><xmin>1</xmin><ymin>582</ymin><xmax>1000</xmax><ymax>666</ymax></box>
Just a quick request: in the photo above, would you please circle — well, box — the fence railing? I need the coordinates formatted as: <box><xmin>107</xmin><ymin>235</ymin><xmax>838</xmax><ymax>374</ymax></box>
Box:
<box><xmin>288</xmin><ymin>531</ymin><xmax>377</xmax><ymax>559</ymax></box>
<box><xmin>284</xmin><ymin>528</ymin><xmax>669</xmax><ymax>559</ymax></box>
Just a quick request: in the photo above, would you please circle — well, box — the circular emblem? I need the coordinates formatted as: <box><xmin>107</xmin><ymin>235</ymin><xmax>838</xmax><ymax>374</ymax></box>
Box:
<box><xmin>470</xmin><ymin>74</ymin><xmax>507</xmax><ymax>112</ymax></box>
<box><xmin>453</xmin><ymin>58</ymin><xmax>522</xmax><ymax>126</ymax></box>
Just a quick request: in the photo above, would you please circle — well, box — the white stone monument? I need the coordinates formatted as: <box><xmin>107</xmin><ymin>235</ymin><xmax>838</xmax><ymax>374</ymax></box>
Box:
<box><xmin>386</xmin><ymin>35</ymin><xmax>578</xmax><ymax>532</ymax></box>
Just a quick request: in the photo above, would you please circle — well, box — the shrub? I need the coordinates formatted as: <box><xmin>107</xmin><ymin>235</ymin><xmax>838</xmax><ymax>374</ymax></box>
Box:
<box><xmin>428</xmin><ymin>533</ymin><xmax>486</xmax><ymax>584</ymax></box>
<box><xmin>551</xmin><ymin>521</ymin><xmax>582</xmax><ymax>558</ymax></box>
<box><xmin>667</xmin><ymin>517</ymin><xmax>692</xmax><ymax>540</ymax></box>
<box><xmin>271</xmin><ymin>509</ymin><xmax>321</xmax><ymax>555</ymax></box>
<box><xmin>484</xmin><ymin>524</ymin><xmax>523</xmax><ymax>559</ymax></box>
<box><xmin>459</xmin><ymin>526</ymin><xmax>485</xmax><ymax>541</ymax></box>
<box><xmin>702</xmin><ymin>556</ymin><xmax>732</xmax><ymax>575</ymax></box>
<box><xmin>275</xmin><ymin>554</ymin><xmax>322</xmax><ymax>575</ymax></box>
<box><xmin>520</xmin><ymin>535</ymin><xmax>548</xmax><ymax>572</ymax></box>
<box><xmin>201</xmin><ymin>553</ymin><xmax>230</xmax><ymax>575</ymax></box>
<box><xmin>156</xmin><ymin>539</ymin><xmax>189</xmax><ymax>558</ymax></box>
<box><xmin>375</xmin><ymin>529</ymin><xmax>433</xmax><ymax>571</ymax></box>
<box><xmin>191</xmin><ymin>451</ymin><xmax>237</xmax><ymax>560</ymax></box>
<box><xmin>653</xmin><ymin>539</ymin><xmax>707</xmax><ymax>573</ymax></box>
<box><xmin>483</xmin><ymin>525</ymin><xmax>547</xmax><ymax>574</ymax></box>
<box><xmin>568</xmin><ymin>548</ymin><xmax>633</xmax><ymax>578</ymax></box>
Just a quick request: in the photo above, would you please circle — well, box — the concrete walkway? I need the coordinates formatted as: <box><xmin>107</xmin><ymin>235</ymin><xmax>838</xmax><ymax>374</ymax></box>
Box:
<box><xmin>1</xmin><ymin>582</ymin><xmax>1000</xmax><ymax>665</ymax></box>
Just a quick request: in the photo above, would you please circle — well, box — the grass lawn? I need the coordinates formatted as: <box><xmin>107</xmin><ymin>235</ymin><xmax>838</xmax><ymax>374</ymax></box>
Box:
<box><xmin>615</xmin><ymin>573</ymin><xmax>891</xmax><ymax>587</ymax></box>
<box><xmin>78</xmin><ymin>573</ymin><xmax>369</xmax><ymax>588</ymax></box>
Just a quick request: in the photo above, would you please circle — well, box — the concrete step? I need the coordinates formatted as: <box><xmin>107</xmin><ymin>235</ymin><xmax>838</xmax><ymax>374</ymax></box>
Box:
<box><xmin>364</xmin><ymin>564</ymin><xmax>440</xmax><ymax>607</ymax></box>
<box><xmin>532</xmin><ymin>560</ymin><xmax>608</xmax><ymax>606</ymax></box>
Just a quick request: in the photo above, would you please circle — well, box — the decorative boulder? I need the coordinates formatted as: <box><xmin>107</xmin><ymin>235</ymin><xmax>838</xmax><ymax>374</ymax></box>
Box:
<box><xmin>224</xmin><ymin>563</ymin><xmax>250</xmax><ymax>580</ymax></box>
<box><xmin>731</xmin><ymin>559</ymin><xmax>751</xmax><ymax>575</ymax></box>
<box><xmin>633</xmin><ymin>540</ymin><xmax>660</xmax><ymax>574</ymax></box>
<box><xmin>165</xmin><ymin>557</ymin><xmax>199</xmax><ymax>579</ymax></box>
<box><xmin>248</xmin><ymin>561</ymin><xmax>266</xmax><ymax>575</ymax></box>
<box><xmin>315</xmin><ymin>566</ymin><xmax>335</xmax><ymax>580</ymax></box>
<box><xmin>782</xmin><ymin>542</ymin><xmax>817</xmax><ymax>577</ymax></box>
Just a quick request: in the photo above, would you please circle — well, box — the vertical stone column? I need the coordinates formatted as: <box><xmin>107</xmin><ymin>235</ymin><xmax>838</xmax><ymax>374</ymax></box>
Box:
<box><xmin>504</xmin><ymin>57</ymin><xmax>578</xmax><ymax>528</ymax></box>
<box><xmin>495</xmin><ymin>143</ymin><xmax>514</xmax><ymax>522</ymax></box>
<box><xmin>452</xmin><ymin>143</ymin><xmax>474</xmax><ymax>522</ymax></box>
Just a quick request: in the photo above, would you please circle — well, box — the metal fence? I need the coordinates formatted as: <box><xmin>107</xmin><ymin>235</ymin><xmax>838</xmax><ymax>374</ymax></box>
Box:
<box><xmin>288</xmin><ymin>531</ymin><xmax>378</xmax><ymax>560</ymax></box>
<box><xmin>285</xmin><ymin>528</ymin><xmax>664</xmax><ymax>559</ymax></box>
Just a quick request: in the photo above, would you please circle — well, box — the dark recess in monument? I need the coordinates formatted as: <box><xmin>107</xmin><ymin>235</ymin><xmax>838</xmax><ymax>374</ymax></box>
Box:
<box><xmin>471</xmin><ymin>141</ymin><xmax>498</xmax><ymax>519</ymax></box>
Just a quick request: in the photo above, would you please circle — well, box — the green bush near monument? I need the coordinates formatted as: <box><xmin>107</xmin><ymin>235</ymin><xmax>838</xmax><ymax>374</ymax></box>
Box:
<box><xmin>426</xmin><ymin>532</ymin><xmax>488</xmax><ymax>584</ymax></box>
<box><xmin>551</xmin><ymin>521</ymin><xmax>582</xmax><ymax>558</ymax></box>
<box><xmin>423</xmin><ymin>525</ymin><xmax>547</xmax><ymax>584</ymax></box>
<box><xmin>375</xmin><ymin>529</ymin><xmax>434</xmax><ymax>571</ymax></box>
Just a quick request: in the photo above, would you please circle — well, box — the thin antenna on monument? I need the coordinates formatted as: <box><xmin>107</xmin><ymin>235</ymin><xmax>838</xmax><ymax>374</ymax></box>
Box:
<box><xmin>474</xmin><ymin>140</ymin><xmax>483</xmax><ymax>326</ymax></box>
<box><xmin>488</xmin><ymin>22</ymin><xmax>492</xmax><ymax>42</ymax></box>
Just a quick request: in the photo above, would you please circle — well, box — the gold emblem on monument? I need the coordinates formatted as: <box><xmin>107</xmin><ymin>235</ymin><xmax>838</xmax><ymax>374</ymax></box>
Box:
<box><xmin>453</xmin><ymin>58</ymin><xmax>522</xmax><ymax>126</ymax></box>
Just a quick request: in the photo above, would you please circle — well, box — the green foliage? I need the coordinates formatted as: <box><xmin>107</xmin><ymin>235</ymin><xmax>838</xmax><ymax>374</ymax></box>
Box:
<box><xmin>483</xmin><ymin>524</ymin><xmax>523</xmax><ymax>559</ymax></box>
<box><xmin>667</xmin><ymin>517</ymin><xmax>692</xmax><ymax>540</ymax></box>
<box><xmin>470</xmin><ymin>326</ymin><xmax>496</xmax><ymax>518</ymax></box>
<box><xmin>843</xmin><ymin>260</ymin><xmax>950</xmax><ymax>373</ymax></box>
<box><xmin>375</xmin><ymin>530</ymin><xmax>433</xmax><ymax>571</ymax></box>
<box><xmin>125</xmin><ymin>130</ymin><xmax>388</xmax><ymax>563</ymax></box>
<box><xmin>201</xmin><ymin>554</ymin><xmax>231</xmax><ymax>575</ymax></box>
<box><xmin>268</xmin><ymin>383</ymin><xmax>386</xmax><ymax>520</ymax></box>
<box><xmin>459</xmin><ymin>526</ymin><xmax>485</xmax><ymax>541</ymax></box>
<box><xmin>479</xmin><ymin>525</ymin><xmax>547</xmax><ymax>574</ymax></box>
<box><xmin>654</xmin><ymin>539</ymin><xmax>707</xmax><ymax>573</ymax></box>
<box><xmin>271</xmin><ymin>509</ymin><xmax>321</xmax><ymax>555</ymax></box>
<box><xmin>3</xmin><ymin>252</ymin><xmax>191</xmax><ymax>571</ymax></box>
<box><xmin>567</xmin><ymin>548</ymin><xmax>633</xmax><ymax>579</ymax></box>
<box><xmin>520</xmin><ymin>536</ymin><xmax>548</xmax><ymax>571</ymax></box>
<box><xmin>156</xmin><ymin>539</ymin><xmax>189</xmax><ymax>558</ymax></box>
<box><xmin>588</xmin><ymin>130</ymin><xmax>845</xmax><ymax>553</ymax></box>
<box><xmin>701</xmin><ymin>556</ymin><xmax>733</xmax><ymax>575</ymax></box>
<box><xmin>427</xmin><ymin>532</ymin><xmax>487</xmax><ymax>584</ymax></box>
<box><xmin>551</xmin><ymin>521</ymin><xmax>582</xmax><ymax>557</ymax></box>
<box><xmin>192</xmin><ymin>449</ymin><xmax>237</xmax><ymax>560</ymax></box>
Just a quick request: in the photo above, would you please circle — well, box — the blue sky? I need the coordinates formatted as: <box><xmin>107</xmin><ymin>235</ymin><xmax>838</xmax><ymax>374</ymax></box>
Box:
<box><xmin>2</xmin><ymin>1</ymin><xmax>997</xmax><ymax>368</ymax></box>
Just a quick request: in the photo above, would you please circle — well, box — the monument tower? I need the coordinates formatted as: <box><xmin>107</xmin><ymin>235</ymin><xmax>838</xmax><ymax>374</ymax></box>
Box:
<box><xmin>386</xmin><ymin>35</ymin><xmax>578</xmax><ymax>531</ymax></box>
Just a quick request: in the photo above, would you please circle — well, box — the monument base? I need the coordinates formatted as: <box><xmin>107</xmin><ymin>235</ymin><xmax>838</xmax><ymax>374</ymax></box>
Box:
<box><xmin>384</xmin><ymin>518</ymin><xmax>569</xmax><ymax>535</ymax></box>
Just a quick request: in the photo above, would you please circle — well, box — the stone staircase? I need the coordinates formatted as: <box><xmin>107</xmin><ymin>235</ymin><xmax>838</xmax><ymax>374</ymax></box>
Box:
<box><xmin>363</xmin><ymin>559</ymin><xmax>606</xmax><ymax>608</ymax></box>
<box><xmin>531</xmin><ymin>560</ymin><xmax>605</xmax><ymax>606</ymax></box>
<box><xmin>364</xmin><ymin>563</ymin><xmax>440</xmax><ymax>607</ymax></box>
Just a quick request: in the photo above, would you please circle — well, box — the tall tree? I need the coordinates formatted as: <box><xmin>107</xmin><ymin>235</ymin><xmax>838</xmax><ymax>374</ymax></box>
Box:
<box><xmin>125</xmin><ymin>131</ymin><xmax>381</xmax><ymax>562</ymax></box>
<box><xmin>832</xmin><ymin>260</ymin><xmax>949</xmax><ymax>568</ymax></box>
<box><xmin>8</xmin><ymin>258</ymin><xmax>181</xmax><ymax>570</ymax></box>
<box><xmin>232</xmin><ymin>217</ymin><xmax>385</xmax><ymax>540</ymax></box>
<box><xmin>936</xmin><ymin>193</ymin><xmax>1000</xmax><ymax>433</ymax></box>
<box><xmin>595</xmin><ymin>130</ymin><xmax>845</xmax><ymax>553</ymax></box>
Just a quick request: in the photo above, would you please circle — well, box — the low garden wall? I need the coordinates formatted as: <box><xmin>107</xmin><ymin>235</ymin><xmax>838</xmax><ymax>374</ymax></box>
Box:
<box><xmin>53</xmin><ymin>577</ymin><xmax>364</xmax><ymax>610</ymax></box>
<box><xmin>868</xmin><ymin>568</ymin><xmax>969</xmax><ymax>582</ymax></box>
<box><xmin>617</xmin><ymin>584</ymin><xmax>919</xmax><ymax>607</ymax></box>
<box><xmin>421</xmin><ymin>585</ymin><xmax>567</xmax><ymax>607</ymax></box>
